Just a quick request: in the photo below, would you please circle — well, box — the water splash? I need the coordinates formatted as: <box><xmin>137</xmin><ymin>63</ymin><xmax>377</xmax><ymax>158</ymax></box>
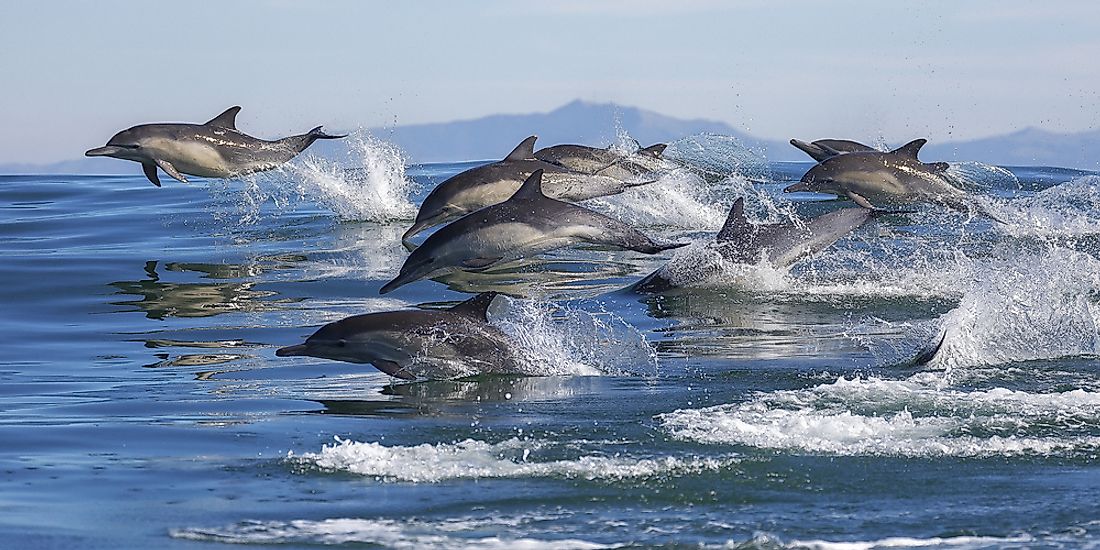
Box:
<box><xmin>927</xmin><ymin>247</ymin><xmax>1100</xmax><ymax>370</ymax></box>
<box><xmin>664</xmin><ymin>133</ymin><xmax>771</xmax><ymax>184</ymax></box>
<box><xmin>493</xmin><ymin>297</ymin><xmax>659</xmax><ymax>377</ymax></box>
<box><xmin>982</xmin><ymin>176</ymin><xmax>1100</xmax><ymax>238</ymax></box>
<box><xmin>284</xmin><ymin>132</ymin><xmax>419</xmax><ymax>222</ymax></box>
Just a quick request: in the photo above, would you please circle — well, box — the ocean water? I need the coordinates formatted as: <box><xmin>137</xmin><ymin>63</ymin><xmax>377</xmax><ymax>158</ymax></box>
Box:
<box><xmin>2</xmin><ymin>135</ymin><xmax>1099</xmax><ymax>549</ymax></box>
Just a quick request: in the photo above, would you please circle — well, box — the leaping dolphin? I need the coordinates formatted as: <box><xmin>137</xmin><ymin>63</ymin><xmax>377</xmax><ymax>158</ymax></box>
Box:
<box><xmin>783</xmin><ymin>138</ymin><xmax>985</xmax><ymax>213</ymax></box>
<box><xmin>402</xmin><ymin>136</ymin><xmax>655</xmax><ymax>241</ymax></box>
<box><xmin>383</xmin><ymin>169</ymin><xmax>687</xmax><ymax>294</ymax></box>
<box><xmin>85</xmin><ymin>106</ymin><xmax>346</xmax><ymax>187</ymax></box>
<box><xmin>535</xmin><ymin>142</ymin><xmax>668</xmax><ymax>180</ymax></box>
<box><xmin>790</xmin><ymin>138</ymin><xmax>877</xmax><ymax>162</ymax></box>
<box><xmin>276</xmin><ymin>292</ymin><xmax>517</xmax><ymax>380</ymax></box>
<box><xmin>631</xmin><ymin>198</ymin><xmax>884</xmax><ymax>293</ymax></box>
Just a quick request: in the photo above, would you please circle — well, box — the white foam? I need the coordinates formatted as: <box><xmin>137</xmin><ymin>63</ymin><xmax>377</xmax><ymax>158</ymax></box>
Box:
<box><xmin>291</xmin><ymin>436</ymin><xmax>736</xmax><ymax>482</ymax></box>
<box><xmin>660</xmin><ymin>376</ymin><xmax>1100</xmax><ymax>457</ymax></box>
<box><xmin>787</xmin><ymin>533</ymin><xmax>1035</xmax><ymax>550</ymax></box>
<box><xmin>284</xmin><ymin>131</ymin><xmax>419</xmax><ymax>222</ymax></box>
<box><xmin>928</xmin><ymin>247</ymin><xmax>1100</xmax><ymax>369</ymax></box>
<box><xmin>984</xmin><ymin>176</ymin><xmax>1100</xmax><ymax>238</ymax></box>
<box><xmin>172</xmin><ymin>517</ymin><xmax>614</xmax><ymax>549</ymax></box>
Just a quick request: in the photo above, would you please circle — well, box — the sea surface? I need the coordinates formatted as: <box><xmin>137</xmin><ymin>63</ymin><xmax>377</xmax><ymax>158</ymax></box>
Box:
<box><xmin>1</xmin><ymin>134</ymin><xmax>1099</xmax><ymax>549</ymax></box>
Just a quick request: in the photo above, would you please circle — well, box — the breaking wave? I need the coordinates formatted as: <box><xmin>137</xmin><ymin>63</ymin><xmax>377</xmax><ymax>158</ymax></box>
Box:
<box><xmin>659</xmin><ymin>375</ymin><xmax>1100</xmax><ymax>458</ymax></box>
<box><xmin>289</xmin><ymin>436</ymin><xmax>736</xmax><ymax>483</ymax></box>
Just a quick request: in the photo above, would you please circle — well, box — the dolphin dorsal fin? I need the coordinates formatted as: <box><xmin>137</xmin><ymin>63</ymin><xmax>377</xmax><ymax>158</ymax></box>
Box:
<box><xmin>891</xmin><ymin>138</ymin><xmax>927</xmax><ymax>159</ymax></box>
<box><xmin>205</xmin><ymin>106</ymin><xmax>241</xmax><ymax>130</ymax></box>
<box><xmin>716</xmin><ymin>198</ymin><xmax>749</xmax><ymax>242</ymax></box>
<box><xmin>449</xmin><ymin>292</ymin><xmax>498</xmax><ymax>321</ymax></box>
<box><xmin>504</xmin><ymin>136</ymin><xmax>538</xmax><ymax>161</ymax></box>
<box><xmin>639</xmin><ymin>143</ymin><xmax>667</xmax><ymax>158</ymax></box>
<box><xmin>508</xmin><ymin>169</ymin><xmax>546</xmax><ymax>201</ymax></box>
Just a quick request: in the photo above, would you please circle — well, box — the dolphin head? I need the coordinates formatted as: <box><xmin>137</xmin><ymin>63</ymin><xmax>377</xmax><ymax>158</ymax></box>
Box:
<box><xmin>785</xmin><ymin>159</ymin><xmax>842</xmax><ymax>194</ymax></box>
<box><xmin>380</xmin><ymin>245</ymin><xmax>448</xmax><ymax>294</ymax></box>
<box><xmin>403</xmin><ymin>174</ymin><xmax>471</xmax><ymax>241</ymax></box>
<box><xmin>85</xmin><ymin>127</ymin><xmax>152</xmax><ymax>162</ymax></box>
<box><xmin>276</xmin><ymin>316</ymin><xmax>380</xmax><ymax>364</ymax></box>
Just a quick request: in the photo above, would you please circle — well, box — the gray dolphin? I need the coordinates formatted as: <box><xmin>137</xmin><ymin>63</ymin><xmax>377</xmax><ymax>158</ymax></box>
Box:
<box><xmin>535</xmin><ymin>142</ymin><xmax>668</xmax><ymax>180</ymax></box>
<box><xmin>790</xmin><ymin>138</ymin><xmax>877</xmax><ymax>162</ymax></box>
<box><xmin>85</xmin><ymin>106</ymin><xmax>345</xmax><ymax>187</ymax></box>
<box><xmin>276</xmin><ymin>292</ymin><xmax>516</xmax><ymax>380</ymax></box>
<box><xmin>783</xmin><ymin>138</ymin><xmax>977</xmax><ymax>212</ymax></box>
<box><xmin>383</xmin><ymin>169</ymin><xmax>687</xmax><ymax>294</ymax></box>
<box><xmin>631</xmin><ymin>198</ymin><xmax>882</xmax><ymax>293</ymax></box>
<box><xmin>402</xmin><ymin>136</ymin><xmax>654</xmax><ymax>241</ymax></box>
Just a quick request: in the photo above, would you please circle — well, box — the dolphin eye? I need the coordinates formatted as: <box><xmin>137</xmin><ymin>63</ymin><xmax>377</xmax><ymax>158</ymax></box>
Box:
<box><xmin>337</xmin><ymin>339</ymin><xmax>348</xmax><ymax>347</ymax></box>
<box><xmin>118</xmin><ymin>144</ymin><xmax>141</xmax><ymax>150</ymax></box>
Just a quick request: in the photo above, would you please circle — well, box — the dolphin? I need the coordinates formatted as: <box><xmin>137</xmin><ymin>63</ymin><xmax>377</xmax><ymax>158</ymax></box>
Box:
<box><xmin>276</xmin><ymin>292</ymin><xmax>516</xmax><ymax>380</ymax></box>
<box><xmin>535</xmin><ymin>142</ymin><xmax>668</xmax><ymax>180</ymax></box>
<box><xmin>631</xmin><ymin>198</ymin><xmax>883</xmax><ymax>293</ymax></box>
<box><xmin>402</xmin><ymin>135</ymin><xmax>655</xmax><ymax>241</ymax></box>
<box><xmin>382</xmin><ymin>169</ymin><xmax>687</xmax><ymax>294</ymax></box>
<box><xmin>782</xmin><ymin>138</ymin><xmax>982</xmax><ymax>213</ymax></box>
<box><xmin>85</xmin><ymin>106</ymin><xmax>345</xmax><ymax>187</ymax></box>
<box><xmin>790</xmin><ymin>138</ymin><xmax>877</xmax><ymax>162</ymax></box>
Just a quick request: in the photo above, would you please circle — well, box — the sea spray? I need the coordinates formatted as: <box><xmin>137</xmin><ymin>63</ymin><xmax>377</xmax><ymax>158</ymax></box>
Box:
<box><xmin>285</xmin><ymin>132</ymin><xmax>418</xmax><ymax>222</ymax></box>
<box><xmin>208</xmin><ymin>131</ymin><xmax>418</xmax><ymax>226</ymax></box>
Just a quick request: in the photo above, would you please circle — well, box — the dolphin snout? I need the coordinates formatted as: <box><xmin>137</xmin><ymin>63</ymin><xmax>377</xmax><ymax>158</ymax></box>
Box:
<box><xmin>85</xmin><ymin>146</ymin><xmax>122</xmax><ymax>157</ymax></box>
<box><xmin>276</xmin><ymin>344</ymin><xmax>309</xmax><ymax>357</ymax></box>
<box><xmin>783</xmin><ymin>182</ymin><xmax>810</xmax><ymax>193</ymax></box>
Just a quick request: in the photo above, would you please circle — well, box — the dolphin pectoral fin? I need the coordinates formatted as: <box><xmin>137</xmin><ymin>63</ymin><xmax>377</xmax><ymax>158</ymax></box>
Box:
<box><xmin>846</xmin><ymin>192</ymin><xmax>876</xmax><ymax>209</ymax></box>
<box><xmin>154</xmin><ymin>159</ymin><xmax>188</xmax><ymax>183</ymax></box>
<box><xmin>371</xmin><ymin>360</ymin><xmax>415</xmax><ymax>380</ymax></box>
<box><xmin>461</xmin><ymin>257</ymin><xmax>503</xmax><ymax>270</ymax></box>
<box><xmin>142</xmin><ymin>162</ymin><xmax>162</xmax><ymax>187</ymax></box>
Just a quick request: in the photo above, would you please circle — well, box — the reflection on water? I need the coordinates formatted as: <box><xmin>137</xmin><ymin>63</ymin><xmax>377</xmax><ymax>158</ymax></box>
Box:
<box><xmin>642</xmin><ymin>290</ymin><xmax>944</xmax><ymax>361</ymax></box>
<box><xmin>109</xmin><ymin>260</ymin><xmax>284</xmax><ymax>319</ymax></box>
<box><xmin>432</xmin><ymin>253</ymin><xmax>646</xmax><ymax>299</ymax></box>
<box><xmin>311</xmin><ymin>376</ymin><xmax>603</xmax><ymax>418</ymax></box>
<box><xmin>143</xmin><ymin>353</ymin><xmax>248</xmax><ymax>369</ymax></box>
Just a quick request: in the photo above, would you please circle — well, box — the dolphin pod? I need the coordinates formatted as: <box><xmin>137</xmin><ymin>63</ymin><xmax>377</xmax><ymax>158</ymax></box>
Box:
<box><xmin>402</xmin><ymin>136</ymin><xmax>658</xmax><ymax>241</ymax></box>
<box><xmin>86</xmin><ymin>106</ymin><xmax>345</xmax><ymax>186</ymax></box>
<box><xmin>381</xmin><ymin>169</ymin><xmax>686</xmax><ymax>294</ymax></box>
<box><xmin>82</xmin><ymin>110</ymin><xmax>966</xmax><ymax>375</ymax></box>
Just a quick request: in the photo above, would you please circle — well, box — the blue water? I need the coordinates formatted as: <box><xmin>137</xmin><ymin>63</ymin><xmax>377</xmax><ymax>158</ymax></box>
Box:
<box><xmin>2</xmin><ymin>136</ymin><xmax>1100</xmax><ymax>549</ymax></box>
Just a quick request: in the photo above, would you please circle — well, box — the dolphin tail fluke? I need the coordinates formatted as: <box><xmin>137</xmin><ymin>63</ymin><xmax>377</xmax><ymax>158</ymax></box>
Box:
<box><xmin>637</xmin><ymin>240</ymin><xmax>690</xmax><ymax>254</ymax></box>
<box><xmin>629</xmin><ymin>269</ymin><xmax>674</xmax><ymax>294</ymax></box>
<box><xmin>905</xmin><ymin>330</ymin><xmax>946</xmax><ymax>367</ymax></box>
<box><xmin>308</xmin><ymin>126</ymin><xmax>348</xmax><ymax>140</ymax></box>
<box><xmin>638</xmin><ymin>143</ymin><xmax>667</xmax><ymax>158</ymax></box>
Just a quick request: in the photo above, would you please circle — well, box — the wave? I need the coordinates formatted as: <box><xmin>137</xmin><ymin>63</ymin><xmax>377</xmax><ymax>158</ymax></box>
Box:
<box><xmin>289</xmin><ymin>436</ymin><xmax>736</xmax><ymax>482</ymax></box>
<box><xmin>659</xmin><ymin>375</ymin><xmax>1100</xmax><ymax>458</ymax></box>
<box><xmin>171</xmin><ymin>517</ymin><xmax>612</xmax><ymax>549</ymax></box>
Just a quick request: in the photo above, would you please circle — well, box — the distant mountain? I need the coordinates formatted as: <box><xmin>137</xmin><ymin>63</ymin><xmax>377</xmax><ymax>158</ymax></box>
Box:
<box><xmin>357</xmin><ymin>99</ymin><xmax>785</xmax><ymax>163</ymax></box>
<box><xmin>5</xmin><ymin>101</ymin><xmax>1099</xmax><ymax>173</ymax></box>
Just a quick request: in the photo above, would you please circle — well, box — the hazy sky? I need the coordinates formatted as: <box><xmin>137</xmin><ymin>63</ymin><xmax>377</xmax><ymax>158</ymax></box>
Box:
<box><xmin>2</xmin><ymin>1</ymin><xmax>1098</xmax><ymax>164</ymax></box>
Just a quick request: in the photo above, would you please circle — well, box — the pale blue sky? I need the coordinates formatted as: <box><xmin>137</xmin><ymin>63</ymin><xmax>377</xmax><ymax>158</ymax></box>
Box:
<box><xmin>1</xmin><ymin>1</ymin><xmax>1098</xmax><ymax>164</ymax></box>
